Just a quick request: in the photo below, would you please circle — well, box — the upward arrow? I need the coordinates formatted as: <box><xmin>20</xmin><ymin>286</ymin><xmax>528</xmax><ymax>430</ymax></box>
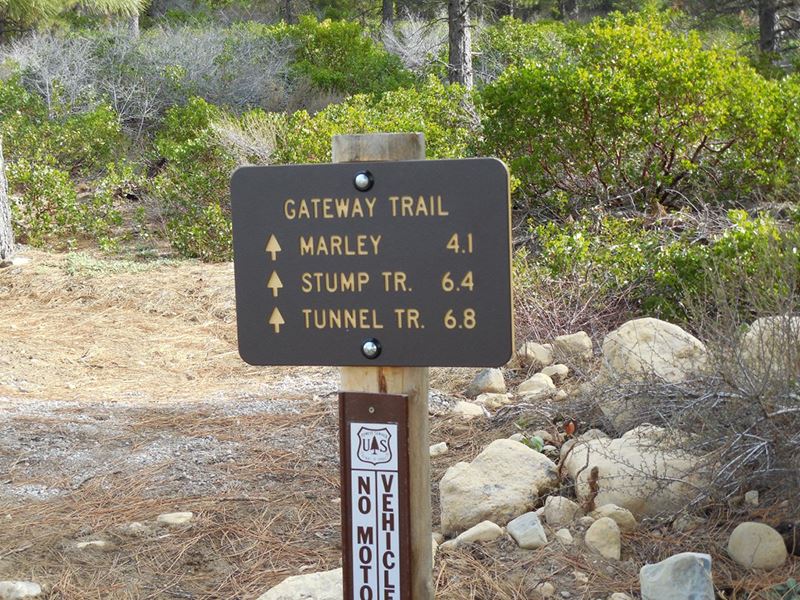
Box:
<box><xmin>268</xmin><ymin>308</ymin><xmax>285</xmax><ymax>333</ymax></box>
<box><xmin>266</xmin><ymin>271</ymin><xmax>283</xmax><ymax>297</ymax></box>
<box><xmin>265</xmin><ymin>235</ymin><xmax>282</xmax><ymax>261</ymax></box>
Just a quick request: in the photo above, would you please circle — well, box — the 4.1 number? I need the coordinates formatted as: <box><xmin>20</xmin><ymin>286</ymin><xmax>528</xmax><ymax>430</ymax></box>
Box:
<box><xmin>444</xmin><ymin>308</ymin><xmax>477</xmax><ymax>330</ymax></box>
<box><xmin>441</xmin><ymin>271</ymin><xmax>474</xmax><ymax>292</ymax></box>
<box><xmin>446</xmin><ymin>233</ymin><xmax>473</xmax><ymax>254</ymax></box>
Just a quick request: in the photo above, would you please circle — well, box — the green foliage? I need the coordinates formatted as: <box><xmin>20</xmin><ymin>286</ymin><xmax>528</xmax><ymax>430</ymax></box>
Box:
<box><xmin>771</xmin><ymin>578</ymin><xmax>800</xmax><ymax>600</ymax></box>
<box><xmin>481</xmin><ymin>13</ymin><xmax>797</xmax><ymax>214</ymax></box>
<box><xmin>0</xmin><ymin>0</ymin><xmax>145</xmax><ymax>35</ymax></box>
<box><xmin>276</xmin><ymin>77</ymin><xmax>475</xmax><ymax>164</ymax></box>
<box><xmin>285</xmin><ymin>16</ymin><xmax>414</xmax><ymax>94</ymax></box>
<box><xmin>150</xmin><ymin>97</ymin><xmax>235</xmax><ymax>261</ymax></box>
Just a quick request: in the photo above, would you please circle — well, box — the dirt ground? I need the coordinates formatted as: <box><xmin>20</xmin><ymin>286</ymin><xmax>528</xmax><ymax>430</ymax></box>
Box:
<box><xmin>0</xmin><ymin>250</ymin><xmax>796</xmax><ymax>599</ymax></box>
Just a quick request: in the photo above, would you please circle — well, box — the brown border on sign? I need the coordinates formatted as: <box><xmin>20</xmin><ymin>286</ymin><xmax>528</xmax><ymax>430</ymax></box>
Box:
<box><xmin>339</xmin><ymin>392</ymin><xmax>411</xmax><ymax>600</ymax></box>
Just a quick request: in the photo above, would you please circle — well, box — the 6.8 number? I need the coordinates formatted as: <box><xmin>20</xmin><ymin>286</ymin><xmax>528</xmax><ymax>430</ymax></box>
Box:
<box><xmin>444</xmin><ymin>308</ymin><xmax>477</xmax><ymax>330</ymax></box>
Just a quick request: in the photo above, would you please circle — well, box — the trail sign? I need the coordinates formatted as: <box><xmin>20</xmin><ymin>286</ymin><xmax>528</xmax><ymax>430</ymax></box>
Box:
<box><xmin>230</xmin><ymin>158</ymin><xmax>512</xmax><ymax>367</ymax></box>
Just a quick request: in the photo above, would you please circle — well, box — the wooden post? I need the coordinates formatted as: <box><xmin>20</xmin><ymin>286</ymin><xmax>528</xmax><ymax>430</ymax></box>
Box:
<box><xmin>334</xmin><ymin>133</ymin><xmax>433</xmax><ymax>600</ymax></box>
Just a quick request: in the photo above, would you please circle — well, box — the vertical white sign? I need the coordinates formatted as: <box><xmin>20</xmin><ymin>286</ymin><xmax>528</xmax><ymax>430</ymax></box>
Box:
<box><xmin>349</xmin><ymin>422</ymin><xmax>401</xmax><ymax>599</ymax></box>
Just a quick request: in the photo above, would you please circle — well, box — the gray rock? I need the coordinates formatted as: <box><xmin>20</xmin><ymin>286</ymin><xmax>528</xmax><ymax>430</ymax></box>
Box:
<box><xmin>553</xmin><ymin>332</ymin><xmax>593</xmax><ymax>360</ymax></box>
<box><xmin>450</xmin><ymin>520</ymin><xmax>504</xmax><ymax>546</ymax></box>
<box><xmin>608</xmin><ymin>594</ymin><xmax>632</xmax><ymax>600</ymax></box>
<box><xmin>516</xmin><ymin>342</ymin><xmax>554</xmax><ymax>369</ymax></box>
<box><xmin>554</xmin><ymin>528</ymin><xmax>574</xmax><ymax>545</ymax></box>
<box><xmin>541</xmin><ymin>364</ymin><xmax>570</xmax><ymax>382</ymax></box>
<box><xmin>257</xmin><ymin>568</ymin><xmax>343</xmax><ymax>600</ymax></box>
<box><xmin>475</xmin><ymin>392</ymin><xmax>513</xmax><ymax>408</ymax></box>
<box><xmin>744</xmin><ymin>490</ymin><xmax>759</xmax><ymax>507</ymax></box>
<box><xmin>543</xmin><ymin>496</ymin><xmax>583</xmax><ymax>528</ymax></box>
<box><xmin>507</xmin><ymin>512</ymin><xmax>548</xmax><ymax>550</ymax></box>
<box><xmin>590</xmin><ymin>504</ymin><xmax>637</xmax><ymax>532</ymax></box>
<box><xmin>518</xmin><ymin>373</ymin><xmax>556</xmax><ymax>397</ymax></box>
<box><xmin>640</xmin><ymin>552</ymin><xmax>714</xmax><ymax>600</ymax></box>
<box><xmin>535</xmin><ymin>582</ymin><xmax>556</xmax><ymax>598</ymax></box>
<box><xmin>429</xmin><ymin>442</ymin><xmax>449</xmax><ymax>457</ymax></box>
<box><xmin>585</xmin><ymin>517</ymin><xmax>621</xmax><ymax>560</ymax></box>
<box><xmin>0</xmin><ymin>582</ymin><xmax>42</xmax><ymax>600</ymax></box>
<box><xmin>451</xmin><ymin>401</ymin><xmax>485</xmax><ymax>419</ymax></box>
<box><xmin>466</xmin><ymin>368</ymin><xmax>506</xmax><ymax>397</ymax></box>
<box><xmin>727</xmin><ymin>522</ymin><xmax>787</xmax><ymax>570</ymax></box>
<box><xmin>157</xmin><ymin>511</ymin><xmax>193</xmax><ymax>526</ymax></box>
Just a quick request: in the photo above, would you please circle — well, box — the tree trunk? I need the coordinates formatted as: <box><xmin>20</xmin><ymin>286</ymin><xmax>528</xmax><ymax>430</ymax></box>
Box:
<box><xmin>560</xmin><ymin>0</ymin><xmax>579</xmax><ymax>20</ymax></box>
<box><xmin>127</xmin><ymin>12</ymin><xmax>140</xmax><ymax>39</ymax></box>
<box><xmin>382</xmin><ymin>0</ymin><xmax>393</xmax><ymax>27</ymax></box>
<box><xmin>283</xmin><ymin>0</ymin><xmax>295</xmax><ymax>24</ymax></box>
<box><xmin>0</xmin><ymin>139</ymin><xmax>14</xmax><ymax>264</ymax></box>
<box><xmin>759</xmin><ymin>0</ymin><xmax>777</xmax><ymax>53</ymax></box>
<box><xmin>448</xmin><ymin>0</ymin><xmax>473</xmax><ymax>89</ymax></box>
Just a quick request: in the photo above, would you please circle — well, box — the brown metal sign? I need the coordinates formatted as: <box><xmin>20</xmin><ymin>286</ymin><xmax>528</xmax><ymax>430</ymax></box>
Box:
<box><xmin>339</xmin><ymin>392</ymin><xmax>411</xmax><ymax>600</ymax></box>
<box><xmin>230</xmin><ymin>158</ymin><xmax>512</xmax><ymax>367</ymax></box>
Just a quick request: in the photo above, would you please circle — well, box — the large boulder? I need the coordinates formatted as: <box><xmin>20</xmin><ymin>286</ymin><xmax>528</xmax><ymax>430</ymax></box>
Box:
<box><xmin>440</xmin><ymin>439</ymin><xmax>558</xmax><ymax>536</ymax></box>
<box><xmin>561</xmin><ymin>425</ymin><xmax>701</xmax><ymax>518</ymax></box>
<box><xmin>257</xmin><ymin>568</ymin><xmax>342</xmax><ymax>600</ymax></box>
<box><xmin>640</xmin><ymin>553</ymin><xmax>714</xmax><ymax>600</ymax></box>
<box><xmin>727</xmin><ymin>522</ymin><xmax>788</xmax><ymax>570</ymax></box>
<box><xmin>602</xmin><ymin>318</ymin><xmax>707</xmax><ymax>384</ymax></box>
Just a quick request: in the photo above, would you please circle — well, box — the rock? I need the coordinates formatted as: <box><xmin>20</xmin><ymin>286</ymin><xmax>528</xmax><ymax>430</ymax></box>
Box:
<box><xmin>554</xmin><ymin>528</ymin><xmax>574</xmax><ymax>544</ymax></box>
<box><xmin>541</xmin><ymin>364</ymin><xmax>570</xmax><ymax>382</ymax></box>
<box><xmin>602</xmin><ymin>318</ymin><xmax>707</xmax><ymax>384</ymax></box>
<box><xmin>585</xmin><ymin>517</ymin><xmax>621</xmax><ymax>560</ymax></box>
<box><xmin>451</xmin><ymin>401</ymin><xmax>485</xmax><ymax>419</ymax></box>
<box><xmin>541</xmin><ymin>445</ymin><xmax>560</xmax><ymax>461</ymax></box>
<box><xmin>429</xmin><ymin>442</ymin><xmax>449</xmax><ymax>457</ymax></box>
<box><xmin>554</xmin><ymin>389</ymin><xmax>569</xmax><ymax>401</ymax></box>
<box><xmin>640</xmin><ymin>552</ymin><xmax>714</xmax><ymax>600</ymax></box>
<box><xmin>516</xmin><ymin>342</ymin><xmax>554</xmax><ymax>369</ymax></box>
<box><xmin>432</xmin><ymin>532</ymin><xmax>444</xmax><ymax>545</ymax></box>
<box><xmin>451</xmin><ymin>520</ymin><xmax>504</xmax><ymax>546</ymax></box>
<box><xmin>118</xmin><ymin>522</ymin><xmax>151</xmax><ymax>537</ymax></box>
<box><xmin>744</xmin><ymin>489</ymin><xmax>759</xmax><ymax>507</ymax></box>
<box><xmin>543</xmin><ymin>496</ymin><xmax>583</xmax><ymax>528</ymax></box>
<box><xmin>672</xmin><ymin>513</ymin><xmax>706</xmax><ymax>533</ymax></box>
<box><xmin>0</xmin><ymin>582</ymin><xmax>42</xmax><ymax>600</ymax></box>
<box><xmin>257</xmin><ymin>568</ymin><xmax>343</xmax><ymax>600</ymax></box>
<box><xmin>608</xmin><ymin>594</ymin><xmax>632</xmax><ymax>600</ymax></box>
<box><xmin>506</xmin><ymin>512</ymin><xmax>548</xmax><ymax>550</ymax></box>
<box><xmin>532</xmin><ymin>430</ymin><xmax>556</xmax><ymax>444</ymax></box>
<box><xmin>475</xmin><ymin>393</ymin><xmax>513</xmax><ymax>408</ymax></box>
<box><xmin>535</xmin><ymin>582</ymin><xmax>556</xmax><ymax>598</ymax></box>
<box><xmin>432</xmin><ymin>534</ymin><xmax>440</xmax><ymax>560</ymax></box>
<box><xmin>740</xmin><ymin>316</ymin><xmax>800</xmax><ymax>379</ymax></box>
<box><xmin>440</xmin><ymin>439</ymin><xmax>558</xmax><ymax>536</ymax></box>
<box><xmin>466</xmin><ymin>368</ymin><xmax>506</xmax><ymax>397</ymax></box>
<box><xmin>157</xmin><ymin>511</ymin><xmax>194</xmax><ymax>526</ymax></box>
<box><xmin>75</xmin><ymin>540</ymin><xmax>114</xmax><ymax>551</ymax></box>
<box><xmin>576</xmin><ymin>516</ymin><xmax>595</xmax><ymax>529</ymax></box>
<box><xmin>590</xmin><ymin>504</ymin><xmax>637</xmax><ymax>532</ymax></box>
<box><xmin>509</xmin><ymin>433</ymin><xmax>524</xmax><ymax>442</ymax></box>
<box><xmin>553</xmin><ymin>332</ymin><xmax>593</xmax><ymax>360</ymax></box>
<box><xmin>573</xmin><ymin>570</ymin><xmax>589</xmax><ymax>584</ymax></box>
<box><xmin>561</xmin><ymin>425</ymin><xmax>701</xmax><ymax>518</ymax></box>
<box><xmin>727</xmin><ymin>522</ymin><xmax>787</xmax><ymax>570</ymax></box>
<box><xmin>517</xmin><ymin>373</ymin><xmax>556</xmax><ymax>398</ymax></box>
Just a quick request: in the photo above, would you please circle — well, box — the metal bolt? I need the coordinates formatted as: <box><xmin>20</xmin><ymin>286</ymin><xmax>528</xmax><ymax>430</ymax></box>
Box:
<box><xmin>361</xmin><ymin>338</ymin><xmax>381</xmax><ymax>359</ymax></box>
<box><xmin>353</xmin><ymin>171</ymin><xmax>373</xmax><ymax>192</ymax></box>
<box><xmin>369</xmin><ymin>407</ymin><xmax>375</xmax><ymax>414</ymax></box>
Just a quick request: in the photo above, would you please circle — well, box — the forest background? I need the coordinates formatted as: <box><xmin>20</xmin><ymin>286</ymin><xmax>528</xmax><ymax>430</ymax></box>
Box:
<box><xmin>2</xmin><ymin>0</ymin><xmax>800</xmax><ymax>335</ymax></box>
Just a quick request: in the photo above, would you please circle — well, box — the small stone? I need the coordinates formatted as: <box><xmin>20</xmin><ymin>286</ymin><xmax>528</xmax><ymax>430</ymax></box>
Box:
<box><xmin>560</xmin><ymin>592</ymin><xmax>571</xmax><ymax>599</ymax></box>
<box><xmin>554</xmin><ymin>389</ymin><xmax>569</xmax><ymax>401</ymax></box>
<box><xmin>544</xmin><ymin>496</ymin><xmax>583</xmax><ymax>527</ymax></box>
<box><xmin>573</xmin><ymin>570</ymin><xmax>589</xmax><ymax>584</ymax></box>
<box><xmin>577</xmin><ymin>516</ymin><xmax>596</xmax><ymax>528</ymax></box>
<box><xmin>432</xmin><ymin>532</ymin><xmax>444</xmax><ymax>545</ymax></box>
<box><xmin>640</xmin><ymin>552</ymin><xmax>713</xmax><ymax>600</ymax></box>
<box><xmin>429</xmin><ymin>442</ymin><xmax>449</xmax><ymax>457</ymax></box>
<box><xmin>535</xmin><ymin>582</ymin><xmax>556</xmax><ymax>598</ymax></box>
<box><xmin>727</xmin><ymin>522</ymin><xmax>787</xmax><ymax>570</ymax></box>
<box><xmin>452</xmin><ymin>520</ymin><xmax>504</xmax><ymax>545</ymax></box>
<box><xmin>466</xmin><ymin>368</ymin><xmax>506</xmax><ymax>397</ymax></box>
<box><xmin>532</xmin><ymin>430</ymin><xmax>556</xmax><ymax>444</ymax></box>
<box><xmin>516</xmin><ymin>342</ymin><xmax>554</xmax><ymax>369</ymax></box>
<box><xmin>75</xmin><ymin>540</ymin><xmax>114</xmax><ymax>551</ymax></box>
<box><xmin>157</xmin><ymin>511</ymin><xmax>194</xmax><ymax>526</ymax></box>
<box><xmin>506</xmin><ymin>512</ymin><xmax>548</xmax><ymax>549</ymax></box>
<box><xmin>590</xmin><ymin>504</ymin><xmax>637</xmax><ymax>532</ymax></box>
<box><xmin>541</xmin><ymin>445</ymin><xmax>560</xmax><ymax>461</ymax></box>
<box><xmin>672</xmin><ymin>513</ymin><xmax>706</xmax><ymax>533</ymax></box>
<box><xmin>585</xmin><ymin>517</ymin><xmax>621</xmax><ymax>560</ymax></box>
<box><xmin>553</xmin><ymin>331</ymin><xmax>593</xmax><ymax>360</ymax></box>
<box><xmin>541</xmin><ymin>364</ymin><xmax>570</xmax><ymax>382</ymax></box>
<box><xmin>509</xmin><ymin>433</ymin><xmax>525</xmax><ymax>442</ymax></box>
<box><xmin>608</xmin><ymin>594</ymin><xmax>632</xmax><ymax>600</ymax></box>
<box><xmin>744</xmin><ymin>490</ymin><xmax>759</xmax><ymax>507</ymax></box>
<box><xmin>518</xmin><ymin>373</ymin><xmax>556</xmax><ymax>397</ymax></box>
<box><xmin>257</xmin><ymin>568</ymin><xmax>342</xmax><ymax>600</ymax></box>
<box><xmin>118</xmin><ymin>522</ymin><xmax>150</xmax><ymax>537</ymax></box>
<box><xmin>476</xmin><ymin>392</ymin><xmax>513</xmax><ymax>408</ymax></box>
<box><xmin>451</xmin><ymin>401</ymin><xmax>485</xmax><ymax>419</ymax></box>
<box><xmin>0</xmin><ymin>581</ymin><xmax>42</xmax><ymax>600</ymax></box>
<box><xmin>555</xmin><ymin>528</ymin><xmax>574</xmax><ymax>544</ymax></box>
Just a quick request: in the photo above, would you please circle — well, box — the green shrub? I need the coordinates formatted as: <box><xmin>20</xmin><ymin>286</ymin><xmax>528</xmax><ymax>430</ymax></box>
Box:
<box><xmin>276</xmin><ymin>76</ymin><xmax>476</xmax><ymax>164</ymax></box>
<box><xmin>150</xmin><ymin>97</ymin><xmax>235</xmax><ymax>261</ymax></box>
<box><xmin>285</xmin><ymin>16</ymin><xmax>414</xmax><ymax>95</ymax></box>
<box><xmin>481</xmin><ymin>13</ymin><xmax>796</xmax><ymax>214</ymax></box>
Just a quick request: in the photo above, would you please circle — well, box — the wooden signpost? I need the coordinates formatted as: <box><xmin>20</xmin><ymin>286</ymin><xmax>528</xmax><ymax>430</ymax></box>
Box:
<box><xmin>230</xmin><ymin>133</ymin><xmax>512</xmax><ymax>599</ymax></box>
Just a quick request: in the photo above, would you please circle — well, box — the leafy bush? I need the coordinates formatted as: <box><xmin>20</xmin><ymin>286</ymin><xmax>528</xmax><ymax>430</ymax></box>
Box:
<box><xmin>284</xmin><ymin>16</ymin><xmax>414</xmax><ymax>95</ymax></box>
<box><xmin>481</xmin><ymin>13</ymin><xmax>798</xmax><ymax>214</ymax></box>
<box><xmin>276</xmin><ymin>76</ymin><xmax>476</xmax><ymax>164</ymax></box>
<box><xmin>150</xmin><ymin>97</ymin><xmax>235</xmax><ymax>261</ymax></box>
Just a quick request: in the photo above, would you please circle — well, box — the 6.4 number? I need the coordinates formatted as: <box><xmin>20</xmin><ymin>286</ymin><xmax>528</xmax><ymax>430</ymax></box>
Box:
<box><xmin>441</xmin><ymin>271</ymin><xmax>474</xmax><ymax>292</ymax></box>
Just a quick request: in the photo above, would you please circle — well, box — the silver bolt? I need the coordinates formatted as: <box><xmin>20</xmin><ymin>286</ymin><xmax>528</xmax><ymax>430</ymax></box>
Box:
<box><xmin>361</xmin><ymin>339</ymin><xmax>380</xmax><ymax>359</ymax></box>
<box><xmin>354</xmin><ymin>171</ymin><xmax>372</xmax><ymax>191</ymax></box>
<box><xmin>369</xmin><ymin>407</ymin><xmax>375</xmax><ymax>414</ymax></box>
